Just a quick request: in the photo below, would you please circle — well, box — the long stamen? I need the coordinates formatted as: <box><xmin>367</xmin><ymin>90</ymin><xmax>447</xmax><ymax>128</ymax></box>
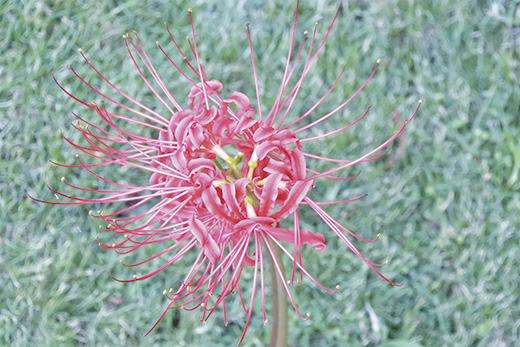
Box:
<box><xmin>299</xmin><ymin>106</ymin><xmax>371</xmax><ymax>143</ymax></box>
<box><xmin>267</xmin><ymin>0</ymin><xmax>300</xmax><ymax>125</ymax></box>
<box><xmin>123</xmin><ymin>34</ymin><xmax>178</xmax><ymax>116</ymax></box>
<box><xmin>282</xmin><ymin>62</ymin><xmax>346</xmax><ymax>130</ymax></box>
<box><xmin>246</xmin><ymin>23</ymin><xmax>263</xmax><ymax>121</ymax></box>
<box><xmin>271</xmin><ymin>29</ymin><xmax>309</xmax><ymax>129</ymax></box>
<box><xmin>273</xmin><ymin>22</ymin><xmax>319</xmax><ymax>129</ymax></box>
<box><xmin>307</xmin><ymin>100</ymin><xmax>422</xmax><ymax>180</ymax></box>
<box><xmin>294</xmin><ymin>60</ymin><xmax>380</xmax><ymax>134</ymax></box>
<box><xmin>188</xmin><ymin>9</ymin><xmax>210</xmax><ymax>110</ymax></box>
<box><xmin>132</xmin><ymin>31</ymin><xmax>182</xmax><ymax>112</ymax></box>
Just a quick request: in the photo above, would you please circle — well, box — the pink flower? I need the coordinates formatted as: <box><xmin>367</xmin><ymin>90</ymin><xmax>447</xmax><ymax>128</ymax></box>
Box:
<box><xmin>34</xmin><ymin>2</ymin><xmax>421</xmax><ymax>345</ymax></box>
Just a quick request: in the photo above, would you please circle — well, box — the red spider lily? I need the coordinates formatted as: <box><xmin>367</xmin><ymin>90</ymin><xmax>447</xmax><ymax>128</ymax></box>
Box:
<box><xmin>33</xmin><ymin>2</ymin><xmax>421</xmax><ymax>345</ymax></box>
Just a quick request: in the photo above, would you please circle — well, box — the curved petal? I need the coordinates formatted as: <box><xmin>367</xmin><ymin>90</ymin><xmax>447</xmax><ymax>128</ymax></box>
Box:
<box><xmin>271</xmin><ymin>180</ymin><xmax>313</xmax><ymax>220</ymax></box>
<box><xmin>265</xmin><ymin>226</ymin><xmax>326</xmax><ymax>253</ymax></box>
<box><xmin>189</xmin><ymin>216</ymin><xmax>220</xmax><ymax>264</ymax></box>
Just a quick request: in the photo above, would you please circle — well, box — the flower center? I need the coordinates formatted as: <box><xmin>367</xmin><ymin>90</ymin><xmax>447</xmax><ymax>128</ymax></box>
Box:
<box><xmin>151</xmin><ymin>80</ymin><xmax>311</xmax><ymax>226</ymax></box>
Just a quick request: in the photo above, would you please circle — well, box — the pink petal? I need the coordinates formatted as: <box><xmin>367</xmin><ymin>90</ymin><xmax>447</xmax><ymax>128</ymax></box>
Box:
<box><xmin>202</xmin><ymin>185</ymin><xmax>235</xmax><ymax>223</ymax></box>
<box><xmin>189</xmin><ymin>216</ymin><xmax>220</xmax><ymax>264</ymax></box>
<box><xmin>221</xmin><ymin>183</ymin><xmax>245</xmax><ymax>219</ymax></box>
<box><xmin>266</xmin><ymin>226</ymin><xmax>326</xmax><ymax>252</ymax></box>
<box><xmin>258</xmin><ymin>173</ymin><xmax>282</xmax><ymax>216</ymax></box>
<box><xmin>271</xmin><ymin>180</ymin><xmax>313</xmax><ymax>220</ymax></box>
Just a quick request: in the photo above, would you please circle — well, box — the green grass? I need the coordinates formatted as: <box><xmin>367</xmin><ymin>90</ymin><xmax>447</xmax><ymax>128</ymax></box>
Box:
<box><xmin>1</xmin><ymin>0</ymin><xmax>519</xmax><ymax>346</ymax></box>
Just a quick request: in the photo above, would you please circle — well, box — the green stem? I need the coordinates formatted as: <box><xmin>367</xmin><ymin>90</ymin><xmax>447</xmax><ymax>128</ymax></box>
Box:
<box><xmin>267</xmin><ymin>239</ymin><xmax>288</xmax><ymax>347</ymax></box>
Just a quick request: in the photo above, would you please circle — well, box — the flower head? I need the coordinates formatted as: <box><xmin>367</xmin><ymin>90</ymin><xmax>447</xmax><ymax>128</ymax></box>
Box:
<box><xmin>34</xmin><ymin>2</ymin><xmax>421</xmax><ymax>345</ymax></box>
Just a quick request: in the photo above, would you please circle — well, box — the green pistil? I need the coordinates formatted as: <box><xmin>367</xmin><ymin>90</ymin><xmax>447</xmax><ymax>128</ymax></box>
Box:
<box><xmin>213</xmin><ymin>145</ymin><xmax>243</xmax><ymax>179</ymax></box>
<box><xmin>213</xmin><ymin>159</ymin><xmax>225</xmax><ymax>171</ymax></box>
<box><xmin>247</xmin><ymin>159</ymin><xmax>257</xmax><ymax>180</ymax></box>
<box><xmin>226</xmin><ymin>154</ymin><xmax>243</xmax><ymax>178</ymax></box>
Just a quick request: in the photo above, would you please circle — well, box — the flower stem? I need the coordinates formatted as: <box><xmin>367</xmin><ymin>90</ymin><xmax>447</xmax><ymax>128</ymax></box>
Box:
<box><xmin>267</xmin><ymin>239</ymin><xmax>288</xmax><ymax>347</ymax></box>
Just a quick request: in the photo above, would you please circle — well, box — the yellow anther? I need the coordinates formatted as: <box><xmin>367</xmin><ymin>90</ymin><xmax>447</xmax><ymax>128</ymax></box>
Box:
<box><xmin>68</xmin><ymin>65</ymin><xmax>72</xmax><ymax>69</ymax></box>
<box><xmin>297</xmin><ymin>278</ymin><xmax>301</xmax><ymax>283</ymax></box>
<box><xmin>377</xmin><ymin>58</ymin><xmax>382</xmax><ymax>64</ymax></box>
<box><xmin>100</xmin><ymin>211</ymin><xmax>105</xmax><ymax>216</ymax></box>
<box><xmin>315</xmin><ymin>22</ymin><xmax>319</xmax><ymax>26</ymax></box>
<box><xmin>79</xmin><ymin>124</ymin><xmax>83</xmax><ymax>129</ymax></box>
<box><xmin>264</xmin><ymin>319</ymin><xmax>268</xmax><ymax>325</ymax></box>
<box><xmin>133</xmin><ymin>30</ymin><xmax>137</xmax><ymax>33</ymax></box>
<box><xmin>304</xmin><ymin>30</ymin><xmax>309</xmax><ymax>34</ymax></box>
<box><xmin>169</xmin><ymin>288</ymin><xmax>173</xmax><ymax>293</ymax></box>
<box><xmin>209</xmin><ymin>292</ymin><xmax>213</xmax><ymax>296</ymax></box>
<box><xmin>182</xmin><ymin>56</ymin><xmax>187</xmax><ymax>60</ymax></box>
<box><xmin>336</xmin><ymin>285</ymin><xmax>341</xmax><ymax>290</ymax></box>
<box><xmin>156</xmin><ymin>41</ymin><xmax>159</xmax><ymax>46</ymax></box>
<box><xmin>306</xmin><ymin>313</ymin><xmax>311</xmax><ymax>318</ymax></box>
<box><xmin>97</xmin><ymin>210</ymin><xmax>101</xmax><ymax>214</ymax></box>
<box><xmin>77</xmin><ymin>48</ymin><xmax>82</xmax><ymax>52</ymax></box>
<box><xmin>85</xmin><ymin>125</ymin><xmax>89</xmax><ymax>130</ymax></box>
<box><xmin>89</xmin><ymin>210</ymin><xmax>93</xmax><ymax>216</ymax></box>
<box><xmin>124</xmin><ymin>233</ymin><xmax>128</xmax><ymax>238</ymax></box>
<box><xmin>419</xmin><ymin>99</ymin><xmax>423</xmax><ymax>104</ymax></box>
<box><xmin>98</xmin><ymin>242</ymin><xmax>101</xmax><ymax>246</ymax></box>
<box><xmin>99</xmin><ymin>225</ymin><xmax>102</xmax><ymax>229</ymax></box>
<box><xmin>163</xmin><ymin>290</ymin><xmax>167</xmax><ymax>295</ymax></box>
<box><xmin>107</xmin><ymin>224</ymin><xmax>111</xmax><ymax>229</ymax></box>
<box><xmin>95</xmin><ymin>236</ymin><xmax>99</xmax><ymax>240</ymax></box>
<box><xmin>385</xmin><ymin>260</ymin><xmax>390</xmax><ymax>265</ymax></box>
<box><xmin>133</xmin><ymin>274</ymin><xmax>137</xmax><ymax>279</ymax></box>
<box><xmin>187</xmin><ymin>286</ymin><xmax>191</xmax><ymax>291</ymax></box>
<box><xmin>377</xmin><ymin>233</ymin><xmax>381</xmax><ymax>238</ymax></box>
<box><xmin>59</xmin><ymin>129</ymin><xmax>63</xmax><ymax>134</ymax></box>
<box><xmin>61</xmin><ymin>177</ymin><xmax>65</xmax><ymax>182</ymax></box>
<box><xmin>181</xmin><ymin>305</ymin><xmax>185</xmax><ymax>309</ymax></box>
<box><xmin>188</xmin><ymin>8</ymin><xmax>192</xmax><ymax>12</ymax></box>
<box><xmin>186</xmin><ymin>36</ymin><xmax>190</xmax><ymax>40</ymax></box>
<box><xmin>112</xmin><ymin>243</ymin><xmax>116</xmax><ymax>248</ymax></box>
<box><xmin>120</xmin><ymin>259</ymin><xmax>123</xmax><ymax>263</ymax></box>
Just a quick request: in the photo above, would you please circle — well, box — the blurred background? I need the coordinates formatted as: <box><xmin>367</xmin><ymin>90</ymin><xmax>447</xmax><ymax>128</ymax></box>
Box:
<box><xmin>1</xmin><ymin>0</ymin><xmax>519</xmax><ymax>345</ymax></box>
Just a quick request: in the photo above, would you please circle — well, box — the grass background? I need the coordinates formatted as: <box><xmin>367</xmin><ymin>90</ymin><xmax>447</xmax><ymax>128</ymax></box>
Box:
<box><xmin>1</xmin><ymin>0</ymin><xmax>519</xmax><ymax>346</ymax></box>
